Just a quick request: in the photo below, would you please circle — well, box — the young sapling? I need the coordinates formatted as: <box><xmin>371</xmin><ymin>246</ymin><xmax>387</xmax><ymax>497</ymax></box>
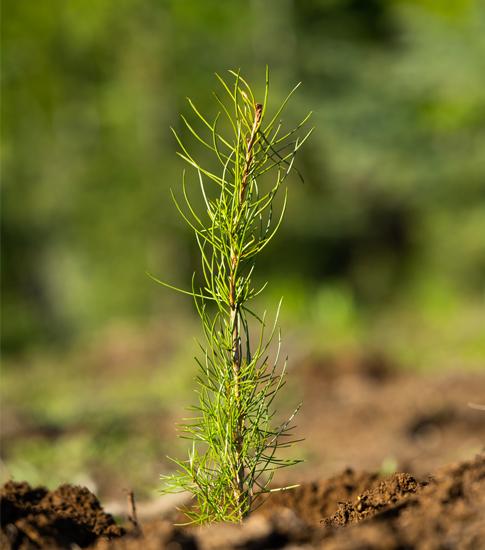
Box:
<box><xmin>155</xmin><ymin>69</ymin><xmax>312</xmax><ymax>523</ymax></box>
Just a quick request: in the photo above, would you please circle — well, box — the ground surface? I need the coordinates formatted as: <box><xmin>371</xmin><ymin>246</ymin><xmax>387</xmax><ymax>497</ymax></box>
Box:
<box><xmin>2</xmin><ymin>332</ymin><xmax>484</xmax><ymax>501</ymax></box>
<box><xmin>2</xmin><ymin>453</ymin><xmax>484</xmax><ymax>549</ymax></box>
<box><xmin>294</xmin><ymin>353</ymin><xmax>485</xmax><ymax>479</ymax></box>
<box><xmin>1</xmin><ymin>355</ymin><xmax>484</xmax><ymax>548</ymax></box>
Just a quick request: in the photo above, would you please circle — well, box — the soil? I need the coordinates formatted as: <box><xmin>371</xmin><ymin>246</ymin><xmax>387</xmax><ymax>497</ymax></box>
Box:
<box><xmin>2</xmin><ymin>452</ymin><xmax>484</xmax><ymax>549</ymax></box>
<box><xmin>294</xmin><ymin>354</ymin><xmax>485</xmax><ymax>479</ymax></box>
<box><xmin>2</xmin><ymin>353</ymin><xmax>485</xmax><ymax>548</ymax></box>
<box><xmin>0</xmin><ymin>481</ymin><xmax>123</xmax><ymax>549</ymax></box>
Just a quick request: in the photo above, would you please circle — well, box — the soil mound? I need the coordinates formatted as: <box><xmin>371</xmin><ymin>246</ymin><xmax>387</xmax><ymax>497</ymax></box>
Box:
<box><xmin>323</xmin><ymin>472</ymin><xmax>422</xmax><ymax>527</ymax></box>
<box><xmin>258</xmin><ymin>468</ymin><xmax>380</xmax><ymax>525</ymax></box>
<box><xmin>322</xmin><ymin>451</ymin><xmax>485</xmax><ymax>549</ymax></box>
<box><xmin>1</xmin><ymin>481</ymin><xmax>123</xmax><ymax>549</ymax></box>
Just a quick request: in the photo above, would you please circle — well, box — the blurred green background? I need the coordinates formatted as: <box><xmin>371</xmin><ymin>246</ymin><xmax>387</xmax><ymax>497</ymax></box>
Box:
<box><xmin>2</xmin><ymin>0</ymin><xmax>485</xmax><ymax>500</ymax></box>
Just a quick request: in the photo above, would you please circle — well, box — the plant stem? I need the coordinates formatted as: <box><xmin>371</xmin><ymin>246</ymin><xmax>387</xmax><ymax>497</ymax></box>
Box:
<box><xmin>229</xmin><ymin>101</ymin><xmax>263</xmax><ymax>518</ymax></box>
<box><xmin>229</xmin><ymin>258</ymin><xmax>244</xmax><ymax>515</ymax></box>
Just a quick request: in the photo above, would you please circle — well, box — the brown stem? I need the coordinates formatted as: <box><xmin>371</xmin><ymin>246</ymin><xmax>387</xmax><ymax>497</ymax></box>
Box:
<box><xmin>230</xmin><ymin>101</ymin><xmax>262</xmax><ymax>519</ymax></box>
<box><xmin>229</xmin><ymin>254</ymin><xmax>245</xmax><ymax>516</ymax></box>
<box><xmin>126</xmin><ymin>490</ymin><xmax>142</xmax><ymax>536</ymax></box>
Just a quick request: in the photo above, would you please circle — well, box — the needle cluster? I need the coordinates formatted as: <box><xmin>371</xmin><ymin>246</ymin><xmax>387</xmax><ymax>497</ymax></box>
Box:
<box><xmin>157</xmin><ymin>69</ymin><xmax>312</xmax><ymax>523</ymax></box>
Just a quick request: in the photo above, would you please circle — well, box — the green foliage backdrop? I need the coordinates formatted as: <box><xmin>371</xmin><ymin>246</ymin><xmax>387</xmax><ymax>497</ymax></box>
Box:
<box><xmin>2</xmin><ymin>0</ymin><xmax>485</xmax><ymax>354</ymax></box>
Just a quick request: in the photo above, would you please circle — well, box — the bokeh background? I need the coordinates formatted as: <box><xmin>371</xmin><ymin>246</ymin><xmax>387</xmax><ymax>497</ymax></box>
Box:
<box><xmin>2</xmin><ymin>0</ymin><xmax>485</xmax><ymax>503</ymax></box>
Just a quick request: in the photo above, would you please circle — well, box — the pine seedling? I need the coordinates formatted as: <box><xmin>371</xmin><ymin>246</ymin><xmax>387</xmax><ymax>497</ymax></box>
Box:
<box><xmin>156</xmin><ymin>69</ymin><xmax>312</xmax><ymax>524</ymax></box>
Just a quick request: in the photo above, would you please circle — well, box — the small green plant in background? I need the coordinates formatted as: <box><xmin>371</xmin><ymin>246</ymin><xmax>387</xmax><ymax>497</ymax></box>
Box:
<box><xmin>155</xmin><ymin>69</ymin><xmax>312</xmax><ymax>523</ymax></box>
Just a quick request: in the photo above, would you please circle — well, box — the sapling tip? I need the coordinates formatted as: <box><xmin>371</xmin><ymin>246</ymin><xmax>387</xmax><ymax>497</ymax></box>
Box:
<box><xmin>156</xmin><ymin>68</ymin><xmax>312</xmax><ymax>524</ymax></box>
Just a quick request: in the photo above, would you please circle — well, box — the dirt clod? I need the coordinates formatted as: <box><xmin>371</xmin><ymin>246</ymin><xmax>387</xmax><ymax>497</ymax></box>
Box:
<box><xmin>324</xmin><ymin>472</ymin><xmax>422</xmax><ymax>527</ymax></box>
<box><xmin>1</xmin><ymin>481</ymin><xmax>123</xmax><ymax>549</ymax></box>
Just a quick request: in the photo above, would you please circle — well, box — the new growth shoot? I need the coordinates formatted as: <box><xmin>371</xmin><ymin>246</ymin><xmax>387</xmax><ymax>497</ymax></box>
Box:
<box><xmin>157</xmin><ymin>69</ymin><xmax>312</xmax><ymax>523</ymax></box>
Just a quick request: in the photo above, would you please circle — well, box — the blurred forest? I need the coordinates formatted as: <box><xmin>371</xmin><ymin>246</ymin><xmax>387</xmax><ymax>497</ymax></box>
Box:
<box><xmin>1</xmin><ymin>0</ymin><xmax>485</xmax><ymax>498</ymax></box>
<box><xmin>3</xmin><ymin>0</ymin><xmax>485</xmax><ymax>358</ymax></box>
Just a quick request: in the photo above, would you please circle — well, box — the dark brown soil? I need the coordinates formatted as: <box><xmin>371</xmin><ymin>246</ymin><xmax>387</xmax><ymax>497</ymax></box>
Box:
<box><xmin>258</xmin><ymin>468</ymin><xmax>381</xmax><ymax>524</ymax></box>
<box><xmin>320</xmin><ymin>451</ymin><xmax>485</xmax><ymax>550</ymax></box>
<box><xmin>322</xmin><ymin>472</ymin><xmax>422</xmax><ymax>527</ymax></box>
<box><xmin>2</xmin><ymin>452</ymin><xmax>484</xmax><ymax>549</ymax></box>
<box><xmin>0</xmin><ymin>481</ymin><xmax>123</xmax><ymax>549</ymax></box>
